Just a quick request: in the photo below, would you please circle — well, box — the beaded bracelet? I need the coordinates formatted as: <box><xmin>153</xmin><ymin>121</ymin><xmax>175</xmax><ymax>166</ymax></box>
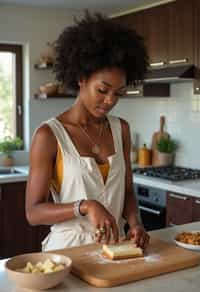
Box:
<box><xmin>73</xmin><ymin>199</ymin><xmax>85</xmax><ymax>217</ymax></box>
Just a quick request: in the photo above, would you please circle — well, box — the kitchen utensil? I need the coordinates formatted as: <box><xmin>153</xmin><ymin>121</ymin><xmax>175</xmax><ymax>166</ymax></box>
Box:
<box><xmin>5</xmin><ymin>252</ymin><xmax>72</xmax><ymax>290</ymax></box>
<box><xmin>56</xmin><ymin>237</ymin><xmax>200</xmax><ymax>288</ymax></box>
<box><xmin>151</xmin><ymin>115</ymin><xmax>169</xmax><ymax>166</ymax></box>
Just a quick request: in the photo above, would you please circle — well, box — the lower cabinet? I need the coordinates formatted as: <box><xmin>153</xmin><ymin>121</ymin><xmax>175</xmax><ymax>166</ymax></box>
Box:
<box><xmin>0</xmin><ymin>182</ymin><xmax>50</xmax><ymax>258</ymax></box>
<box><xmin>166</xmin><ymin>192</ymin><xmax>200</xmax><ymax>226</ymax></box>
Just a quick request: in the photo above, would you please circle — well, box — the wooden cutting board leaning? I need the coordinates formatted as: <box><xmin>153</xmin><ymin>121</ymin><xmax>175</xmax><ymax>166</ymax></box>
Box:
<box><xmin>55</xmin><ymin>237</ymin><xmax>200</xmax><ymax>288</ymax></box>
<box><xmin>151</xmin><ymin>115</ymin><xmax>169</xmax><ymax>166</ymax></box>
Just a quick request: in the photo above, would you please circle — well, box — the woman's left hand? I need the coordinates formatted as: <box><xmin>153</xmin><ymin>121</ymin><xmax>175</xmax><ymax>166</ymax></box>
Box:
<box><xmin>126</xmin><ymin>224</ymin><xmax>150</xmax><ymax>249</ymax></box>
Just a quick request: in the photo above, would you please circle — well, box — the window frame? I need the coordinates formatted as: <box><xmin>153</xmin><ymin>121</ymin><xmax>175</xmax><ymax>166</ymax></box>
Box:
<box><xmin>0</xmin><ymin>44</ymin><xmax>23</xmax><ymax>140</ymax></box>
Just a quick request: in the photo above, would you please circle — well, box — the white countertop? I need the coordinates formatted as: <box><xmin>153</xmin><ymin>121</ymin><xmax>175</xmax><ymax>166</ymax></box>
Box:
<box><xmin>1</xmin><ymin>221</ymin><xmax>200</xmax><ymax>292</ymax></box>
<box><xmin>1</xmin><ymin>164</ymin><xmax>200</xmax><ymax>199</ymax></box>
<box><xmin>133</xmin><ymin>173</ymin><xmax>200</xmax><ymax>198</ymax></box>
<box><xmin>0</xmin><ymin>165</ymin><xmax>29</xmax><ymax>183</ymax></box>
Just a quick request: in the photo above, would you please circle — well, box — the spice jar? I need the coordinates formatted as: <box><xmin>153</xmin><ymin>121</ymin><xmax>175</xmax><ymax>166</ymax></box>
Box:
<box><xmin>138</xmin><ymin>144</ymin><xmax>151</xmax><ymax>166</ymax></box>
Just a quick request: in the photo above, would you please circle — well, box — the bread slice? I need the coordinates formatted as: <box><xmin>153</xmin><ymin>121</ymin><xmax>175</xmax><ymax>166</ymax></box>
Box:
<box><xmin>102</xmin><ymin>243</ymin><xmax>143</xmax><ymax>260</ymax></box>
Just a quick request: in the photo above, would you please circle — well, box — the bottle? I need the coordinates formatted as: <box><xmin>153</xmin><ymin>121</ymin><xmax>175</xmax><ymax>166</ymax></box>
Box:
<box><xmin>130</xmin><ymin>143</ymin><xmax>138</xmax><ymax>164</ymax></box>
<box><xmin>138</xmin><ymin>144</ymin><xmax>151</xmax><ymax>166</ymax></box>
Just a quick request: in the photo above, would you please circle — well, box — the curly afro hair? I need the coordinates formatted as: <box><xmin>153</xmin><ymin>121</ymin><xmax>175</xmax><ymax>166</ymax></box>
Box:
<box><xmin>54</xmin><ymin>11</ymin><xmax>149</xmax><ymax>90</ymax></box>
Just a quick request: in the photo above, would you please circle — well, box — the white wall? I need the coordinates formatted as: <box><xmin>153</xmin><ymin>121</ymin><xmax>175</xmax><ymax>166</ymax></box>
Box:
<box><xmin>0</xmin><ymin>4</ymin><xmax>82</xmax><ymax>165</ymax></box>
<box><xmin>113</xmin><ymin>82</ymin><xmax>200</xmax><ymax>168</ymax></box>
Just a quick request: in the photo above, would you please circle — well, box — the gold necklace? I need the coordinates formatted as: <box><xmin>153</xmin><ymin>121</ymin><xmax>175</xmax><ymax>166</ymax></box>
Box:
<box><xmin>78</xmin><ymin>122</ymin><xmax>104</xmax><ymax>154</ymax></box>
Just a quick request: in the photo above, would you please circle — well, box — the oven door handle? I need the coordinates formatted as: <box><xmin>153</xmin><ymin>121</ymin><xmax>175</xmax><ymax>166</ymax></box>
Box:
<box><xmin>139</xmin><ymin>205</ymin><xmax>161</xmax><ymax>215</ymax></box>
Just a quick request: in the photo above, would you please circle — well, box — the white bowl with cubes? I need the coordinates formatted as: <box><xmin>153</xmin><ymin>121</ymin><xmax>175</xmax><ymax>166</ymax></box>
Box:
<box><xmin>5</xmin><ymin>252</ymin><xmax>72</xmax><ymax>290</ymax></box>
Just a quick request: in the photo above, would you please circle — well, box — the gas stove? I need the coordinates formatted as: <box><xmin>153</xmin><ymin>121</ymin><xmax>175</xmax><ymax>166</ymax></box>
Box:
<box><xmin>133</xmin><ymin>166</ymin><xmax>200</xmax><ymax>182</ymax></box>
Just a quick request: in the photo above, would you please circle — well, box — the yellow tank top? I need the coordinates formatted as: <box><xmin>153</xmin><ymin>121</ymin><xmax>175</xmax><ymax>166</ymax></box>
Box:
<box><xmin>51</xmin><ymin>145</ymin><xmax>110</xmax><ymax>194</ymax></box>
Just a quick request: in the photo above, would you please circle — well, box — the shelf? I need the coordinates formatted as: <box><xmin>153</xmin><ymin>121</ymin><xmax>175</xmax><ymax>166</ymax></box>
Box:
<box><xmin>34</xmin><ymin>63</ymin><xmax>53</xmax><ymax>70</ymax></box>
<box><xmin>34</xmin><ymin>93</ymin><xmax>76</xmax><ymax>99</ymax></box>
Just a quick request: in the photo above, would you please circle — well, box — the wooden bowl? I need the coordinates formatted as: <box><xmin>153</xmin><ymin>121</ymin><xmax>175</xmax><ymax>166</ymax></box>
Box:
<box><xmin>5</xmin><ymin>252</ymin><xmax>72</xmax><ymax>290</ymax></box>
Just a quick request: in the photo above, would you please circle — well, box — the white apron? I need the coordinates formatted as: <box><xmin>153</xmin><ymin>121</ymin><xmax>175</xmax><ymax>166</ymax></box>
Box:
<box><xmin>42</xmin><ymin>115</ymin><xmax>126</xmax><ymax>251</ymax></box>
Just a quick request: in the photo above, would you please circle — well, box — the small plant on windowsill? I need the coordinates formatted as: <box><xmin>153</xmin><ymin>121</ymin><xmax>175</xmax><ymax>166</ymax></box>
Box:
<box><xmin>156</xmin><ymin>137</ymin><xmax>178</xmax><ymax>166</ymax></box>
<box><xmin>0</xmin><ymin>137</ymin><xmax>23</xmax><ymax>167</ymax></box>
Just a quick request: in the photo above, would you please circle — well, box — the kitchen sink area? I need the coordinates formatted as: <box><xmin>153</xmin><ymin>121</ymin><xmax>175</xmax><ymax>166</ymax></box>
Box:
<box><xmin>0</xmin><ymin>166</ymin><xmax>29</xmax><ymax>182</ymax></box>
<box><xmin>0</xmin><ymin>168</ymin><xmax>23</xmax><ymax>175</ymax></box>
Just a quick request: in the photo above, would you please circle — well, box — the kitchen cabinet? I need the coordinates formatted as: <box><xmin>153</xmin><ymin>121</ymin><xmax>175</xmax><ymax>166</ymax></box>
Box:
<box><xmin>192</xmin><ymin>197</ymin><xmax>200</xmax><ymax>221</ymax></box>
<box><xmin>143</xmin><ymin>0</ymin><xmax>194</xmax><ymax>67</ymax></box>
<box><xmin>0</xmin><ymin>182</ymin><xmax>37</xmax><ymax>258</ymax></box>
<box><xmin>111</xmin><ymin>10</ymin><xmax>144</xmax><ymax>38</ymax></box>
<box><xmin>111</xmin><ymin>11</ymin><xmax>170</xmax><ymax>97</ymax></box>
<box><xmin>166</xmin><ymin>192</ymin><xmax>200</xmax><ymax>227</ymax></box>
<box><xmin>0</xmin><ymin>182</ymin><xmax>50</xmax><ymax>258</ymax></box>
<box><xmin>143</xmin><ymin>4</ymin><xmax>169</xmax><ymax>67</ymax></box>
<box><xmin>113</xmin><ymin>0</ymin><xmax>195</xmax><ymax>68</ymax></box>
<box><xmin>168</xmin><ymin>0</ymin><xmax>194</xmax><ymax>66</ymax></box>
<box><xmin>112</xmin><ymin>5</ymin><xmax>169</xmax><ymax>67</ymax></box>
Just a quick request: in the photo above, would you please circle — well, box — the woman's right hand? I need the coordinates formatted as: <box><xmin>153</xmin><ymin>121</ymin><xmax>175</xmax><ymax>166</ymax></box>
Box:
<box><xmin>81</xmin><ymin>200</ymin><xmax>119</xmax><ymax>244</ymax></box>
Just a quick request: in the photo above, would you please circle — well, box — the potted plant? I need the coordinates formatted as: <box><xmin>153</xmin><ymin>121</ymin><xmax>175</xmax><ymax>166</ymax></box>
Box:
<box><xmin>156</xmin><ymin>137</ymin><xmax>177</xmax><ymax>166</ymax></box>
<box><xmin>0</xmin><ymin>137</ymin><xmax>23</xmax><ymax>167</ymax></box>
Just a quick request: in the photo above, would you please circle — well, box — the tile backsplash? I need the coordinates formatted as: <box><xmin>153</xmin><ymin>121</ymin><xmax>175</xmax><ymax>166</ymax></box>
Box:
<box><xmin>112</xmin><ymin>82</ymin><xmax>200</xmax><ymax>169</ymax></box>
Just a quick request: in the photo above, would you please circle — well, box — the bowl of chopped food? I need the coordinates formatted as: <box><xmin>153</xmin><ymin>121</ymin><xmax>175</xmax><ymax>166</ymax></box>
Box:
<box><xmin>174</xmin><ymin>231</ymin><xmax>200</xmax><ymax>251</ymax></box>
<box><xmin>5</xmin><ymin>252</ymin><xmax>72</xmax><ymax>290</ymax></box>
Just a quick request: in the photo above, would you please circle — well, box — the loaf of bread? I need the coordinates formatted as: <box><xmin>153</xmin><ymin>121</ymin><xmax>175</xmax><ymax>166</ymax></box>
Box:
<box><xmin>102</xmin><ymin>243</ymin><xmax>143</xmax><ymax>260</ymax></box>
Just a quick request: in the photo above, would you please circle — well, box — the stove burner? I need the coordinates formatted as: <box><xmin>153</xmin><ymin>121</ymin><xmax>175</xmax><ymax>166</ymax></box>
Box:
<box><xmin>133</xmin><ymin>166</ymin><xmax>200</xmax><ymax>181</ymax></box>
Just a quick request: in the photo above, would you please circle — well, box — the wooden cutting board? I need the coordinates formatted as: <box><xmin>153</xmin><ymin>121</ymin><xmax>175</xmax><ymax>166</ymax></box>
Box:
<box><xmin>56</xmin><ymin>237</ymin><xmax>200</xmax><ymax>288</ymax></box>
<box><xmin>151</xmin><ymin>115</ymin><xmax>169</xmax><ymax>166</ymax></box>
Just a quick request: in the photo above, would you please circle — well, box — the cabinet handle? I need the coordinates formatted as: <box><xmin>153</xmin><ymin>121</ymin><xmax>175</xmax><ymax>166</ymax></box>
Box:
<box><xmin>0</xmin><ymin>186</ymin><xmax>2</xmax><ymax>201</ymax></box>
<box><xmin>169</xmin><ymin>58</ymin><xmax>188</xmax><ymax>65</ymax></box>
<box><xmin>139</xmin><ymin>205</ymin><xmax>161</xmax><ymax>215</ymax></box>
<box><xmin>195</xmin><ymin>199</ymin><xmax>200</xmax><ymax>204</ymax></box>
<box><xmin>150</xmin><ymin>61</ymin><xmax>165</xmax><ymax>67</ymax></box>
<box><xmin>195</xmin><ymin>87</ymin><xmax>200</xmax><ymax>91</ymax></box>
<box><xmin>169</xmin><ymin>193</ymin><xmax>188</xmax><ymax>200</ymax></box>
<box><xmin>126</xmin><ymin>90</ymin><xmax>140</xmax><ymax>95</ymax></box>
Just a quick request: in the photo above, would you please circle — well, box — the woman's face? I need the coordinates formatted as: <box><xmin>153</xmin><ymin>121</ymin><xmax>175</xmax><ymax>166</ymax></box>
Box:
<box><xmin>78</xmin><ymin>67</ymin><xmax>126</xmax><ymax>118</ymax></box>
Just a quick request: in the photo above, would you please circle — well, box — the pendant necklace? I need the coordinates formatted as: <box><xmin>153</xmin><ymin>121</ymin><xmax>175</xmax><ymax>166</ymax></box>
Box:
<box><xmin>78</xmin><ymin>121</ymin><xmax>104</xmax><ymax>154</ymax></box>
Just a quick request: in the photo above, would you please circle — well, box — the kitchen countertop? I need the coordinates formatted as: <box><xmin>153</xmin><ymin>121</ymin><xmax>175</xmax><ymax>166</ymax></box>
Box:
<box><xmin>0</xmin><ymin>221</ymin><xmax>200</xmax><ymax>292</ymax></box>
<box><xmin>0</xmin><ymin>165</ymin><xmax>29</xmax><ymax>183</ymax></box>
<box><xmin>133</xmin><ymin>173</ymin><xmax>200</xmax><ymax>198</ymax></box>
<box><xmin>1</xmin><ymin>164</ymin><xmax>200</xmax><ymax>198</ymax></box>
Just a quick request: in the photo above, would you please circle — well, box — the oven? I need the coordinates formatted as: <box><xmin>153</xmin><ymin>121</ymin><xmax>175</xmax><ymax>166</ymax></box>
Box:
<box><xmin>134</xmin><ymin>184</ymin><xmax>167</xmax><ymax>231</ymax></box>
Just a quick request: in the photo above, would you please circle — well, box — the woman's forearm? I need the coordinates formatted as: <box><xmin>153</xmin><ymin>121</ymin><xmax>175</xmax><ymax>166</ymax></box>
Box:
<box><xmin>26</xmin><ymin>199</ymin><xmax>94</xmax><ymax>226</ymax></box>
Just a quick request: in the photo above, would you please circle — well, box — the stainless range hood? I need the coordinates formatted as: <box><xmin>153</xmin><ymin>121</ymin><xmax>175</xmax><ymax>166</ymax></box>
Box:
<box><xmin>144</xmin><ymin>64</ymin><xmax>195</xmax><ymax>83</ymax></box>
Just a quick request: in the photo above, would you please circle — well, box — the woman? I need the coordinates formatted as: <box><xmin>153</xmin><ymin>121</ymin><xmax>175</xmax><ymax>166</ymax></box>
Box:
<box><xmin>26</xmin><ymin>12</ymin><xmax>149</xmax><ymax>251</ymax></box>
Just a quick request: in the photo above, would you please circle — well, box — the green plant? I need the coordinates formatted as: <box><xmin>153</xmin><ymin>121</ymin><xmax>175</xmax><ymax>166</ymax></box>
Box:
<box><xmin>0</xmin><ymin>137</ymin><xmax>23</xmax><ymax>157</ymax></box>
<box><xmin>156</xmin><ymin>137</ymin><xmax>177</xmax><ymax>154</ymax></box>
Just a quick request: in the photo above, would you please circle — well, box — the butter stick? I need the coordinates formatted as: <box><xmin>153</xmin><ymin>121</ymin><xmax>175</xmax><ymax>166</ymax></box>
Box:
<box><xmin>102</xmin><ymin>243</ymin><xmax>143</xmax><ymax>260</ymax></box>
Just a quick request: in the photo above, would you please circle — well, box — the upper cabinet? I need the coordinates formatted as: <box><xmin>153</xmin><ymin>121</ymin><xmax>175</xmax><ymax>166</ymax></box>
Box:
<box><xmin>169</xmin><ymin>0</ymin><xmax>194</xmax><ymax>66</ymax></box>
<box><xmin>112</xmin><ymin>0</ymin><xmax>200</xmax><ymax>95</ymax></box>
<box><xmin>143</xmin><ymin>0</ymin><xmax>194</xmax><ymax>67</ymax></box>
<box><xmin>111</xmin><ymin>10</ymin><xmax>144</xmax><ymax>37</ymax></box>
<box><xmin>111</xmin><ymin>10</ymin><xmax>169</xmax><ymax>97</ymax></box>
<box><xmin>143</xmin><ymin>4</ymin><xmax>169</xmax><ymax>67</ymax></box>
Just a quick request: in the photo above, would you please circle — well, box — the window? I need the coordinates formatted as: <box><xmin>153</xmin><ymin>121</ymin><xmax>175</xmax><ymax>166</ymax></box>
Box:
<box><xmin>0</xmin><ymin>44</ymin><xmax>23</xmax><ymax>140</ymax></box>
